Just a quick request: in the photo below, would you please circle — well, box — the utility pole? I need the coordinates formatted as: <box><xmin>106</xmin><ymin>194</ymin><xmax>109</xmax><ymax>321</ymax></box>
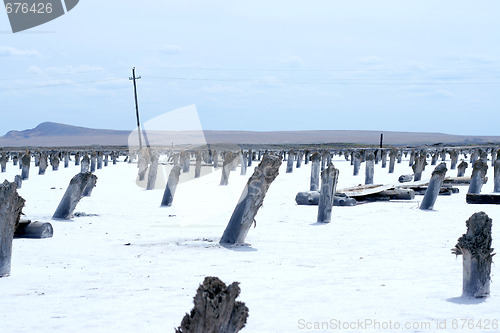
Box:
<box><xmin>129</xmin><ymin>67</ymin><xmax>143</xmax><ymax>150</ymax></box>
<box><xmin>380</xmin><ymin>133</ymin><xmax>383</xmax><ymax>148</ymax></box>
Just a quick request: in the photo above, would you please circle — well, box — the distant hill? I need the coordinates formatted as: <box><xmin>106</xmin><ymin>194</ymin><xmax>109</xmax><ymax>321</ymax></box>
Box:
<box><xmin>0</xmin><ymin>122</ymin><xmax>499</xmax><ymax>147</ymax></box>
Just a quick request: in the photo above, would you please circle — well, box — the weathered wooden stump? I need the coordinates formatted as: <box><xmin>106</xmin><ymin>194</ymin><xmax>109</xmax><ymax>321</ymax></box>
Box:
<box><xmin>90</xmin><ymin>153</ymin><xmax>97</xmax><ymax>172</ymax></box>
<box><xmin>161</xmin><ymin>165</ymin><xmax>182</xmax><ymax>206</ymax></box>
<box><xmin>450</xmin><ymin>150</ymin><xmax>458</xmax><ymax>170</ymax></box>
<box><xmin>146</xmin><ymin>153</ymin><xmax>159</xmax><ymax>190</ymax></box>
<box><xmin>286</xmin><ymin>150</ymin><xmax>294</xmax><ymax>173</ymax></box>
<box><xmin>365</xmin><ymin>152</ymin><xmax>375</xmax><ymax>185</ymax></box>
<box><xmin>412</xmin><ymin>153</ymin><xmax>426</xmax><ymax>182</ymax></box>
<box><xmin>50</xmin><ymin>154</ymin><xmax>60</xmax><ymax>171</ymax></box>
<box><xmin>14</xmin><ymin>175</ymin><xmax>22</xmax><ymax>189</ymax></box>
<box><xmin>176</xmin><ymin>276</ymin><xmax>248</xmax><ymax>333</ymax></box>
<box><xmin>381</xmin><ymin>149</ymin><xmax>387</xmax><ymax>168</ymax></box>
<box><xmin>419</xmin><ymin>163</ymin><xmax>447</xmax><ymax>210</ymax></box>
<box><xmin>64</xmin><ymin>152</ymin><xmax>69</xmax><ymax>168</ymax></box>
<box><xmin>296</xmin><ymin>151</ymin><xmax>303</xmax><ymax>168</ymax></box>
<box><xmin>104</xmin><ymin>154</ymin><xmax>109</xmax><ymax>167</ymax></box>
<box><xmin>14</xmin><ymin>221</ymin><xmax>53</xmax><ymax>239</ymax></box>
<box><xmin>310</xmin><ymin>152</ymin><xmax>321</xmax><ymax>191</ymax></box>
<box><xmin>183</xmin><ymin>152</ymin><xmax>191</xmax><ymax>173</ymax></box>
<box><xmin>220</xmin><ymin>152</ymin><xmax>237</xmax><ymax>186</ymax></box>
<box><xmin>240</xmin><ymin>152</ymin><xmax>247</xmax><ymax>176</ymax></box>
<box><xmin>468</xmin><ymin>159</ymin><xmax>488</xmax><ymax>194</ymax></box>
<box><xmin>53</xmin><ymin>172</ymin><xmax>97</xmax><ymax>219</ymax></box>
<box><xmin>21</xmin><ymin>152</ymin><xmax>30</xmax><ymax>180</ymax></box>
<box><xmin>352</xmin><ymin>152</ymin><xmax>361</xmax><ymax>176</ymax></box>
<box><xmin>431</xmin><ymin>152</ymin><xmax>438</xmax><ymax>166</ymax></box>
<box><xmin>317</xmin><ymin>164</ymin><xmax>339</xmax><ymax>223</ymax></box>
<box><xmin>137</xmin><ymin>151</ymin><xmax>149</xmax><ymax>181</ymax></box>
<box><xmin>81</xmin><ymin>154</ymin><xmax>90</xmax><ymax>173</ymax></box>
<box><xmin>491</xmin><ymin>149</ymin><xmax>497</xmax><ymax>167</ymax></box>
<box><xmin>0</xmin><ymin>154</ymin><xmax>6</xmax><ymax>173</ymax></box>
<box><xmin>457</xmin><ymin>160</ymin><xmax>468</xmax><ymax>177</ymax></box>
<box><xmin>495</xmin><ymin>155</ymin><xmax>500</xmax><ymax>193</ymax></box>
<box><xmin>452</xmin><ymin>212</ymin><xmax>494</xmax><ymax>298</ymax></box>
<box><xmin>409</xmin><ymin>150</ymin><xmax>415</xmax><ymax>167</ymax></box>
<box><xmin>12</xmin><ymin>155</ymin><xmax>18</xmax><ymax>166</ymax></box>
<box><xmin>112</xmin><ymin>153</ymin><xmax>117</xmax><ymax>165</ymax></box>
<box><xmin>470</xmin><ymin>149</ymin><xmax>479</xmax><ymax>165</ymax></box>
<box><xmin>247</xmin><ymin>149</ymin><xmax>253</xmax><ymax>167</ymax></box>
<box><xmin>38</xmin><ymin>153</ymin><xmax>48</xmax><ymax>175</ymax></box>
<box><xmin>96</xmin><ymin>152</ymin><xmax>103</xmax><ymax>169</ymax></box>
<box><xmin>388</xmin><ymin>147</ymin><xmax>398</xmax><ymax>173</ymax></box>
<box><xmin>220</xmin><ymin>154</ymin><xmax>281</xmax><ymax>245</ymax></box>
<box><xmin>75</xmin><ymin>153</ymin><xmax>80</xmax><ymax>166</ymax></box>
<box><xmin>0</xmin><ymin>181</ymin><xmax>25</xmax><ymax>277</ymax></box>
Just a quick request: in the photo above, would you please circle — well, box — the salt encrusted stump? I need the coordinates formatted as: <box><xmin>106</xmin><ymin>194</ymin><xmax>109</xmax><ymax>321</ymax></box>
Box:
<box><xmin>81</xmin><ymin>154</ymin><xmax>90</xmax><ymax>173</ymax></box>
<box><xmin>450</xmin><ymin>150</ymin><xmax>459</xmax><ymax>170</ymax></box>
<box><xmin>419</xmin><ymin>163</ymin><xmax>447</xmax><ymax>210</ymax></box>
<box><xmin>388</xmin><ymin>147</ymin><xmax>398</xmax><ymax>173</ymax></box>
<box><xmin>0</xmin><ymin>154</ymin><xmax>6</xmax><ymax>173</ymax></box>
<box><xmin>365</xmin><ymin>152</ymin><xmax>375</xmax><ymax>185</ymax></box>
<box><xmin>182</xmin><ymin>152</ymin><xmax>191</xmax><ymax>173</ymax></box>
<box><xmin>431</xmin><ymin>152</ymin><xmax>438</xmax><ymax>166</ymax></box>
<box><xmin>38</xmin><ymin>153</ymin><xmax>48</xmax><ymax>175</ymax></box>
<box><xmin>457</xmin><ymin>160</ymin><xmax>468</xmax><ymax>177</ymax></box>
<box><xmin>412</xmin><ymin>153</ymin><xmax>426</xmax><ymax>182</ymax></box>
<box><xmin>161</xmin><ymin>165</ymin><xmax>181</xmax><ymax>207</ymax></box>
<box><xmin>317</xmin><ymin>164</ymin><xmax>339</xmax><ymax>223</ymax></box>
<box><xmin>213</xmin><ymin>150</ymin><xmax>219</xmax><ymax>168</ymax></box>
<box><xmin>409</xmin><ymin>150</ymin><xmax>415</xmax><ymax>167</ymax></box>
<box><xmin>75</xmin><ymin>153</ymin><xmax>80</xmax><ymax>166</ymax></box>
<box><xmin>97</xmin><ymin>152</ymin><xmax>103</xmax><ymax>169</ymax></box>
<box><xmin>146</xmin><ymin>153</ymin><xmax>159</xmax><ymax>190</ymax></box>
<box><xmin>64</xmin><ymin>152</ymin><xmax>69</xmax><ymax>168</ymax></box>
<box><xmin>468</xmin><ymin>159</ymin><xmax>488</xmax><ymax>194</ymax></box>
<box><xmin>352</xmin><ymin>152</ymin><xmax>361</xmax><ymax>176</ymax></box>
<box><xmin>296</xmin><ymin>151</ymin><xmax>303</xmax><ymax>168</ymax></box>
<box><xmin>104</xmin><ymin>154</ymin><xmax>108</xmax><ymax>167</ymax></box>
<box><xmin>220</xmin><ymin>154</ymin><xmax>281</xmax><ymax>245</ymax></box>
<box><xmin>494</xmin><ymin>154</ymin><xmax>500</xmax><ymax>193</ymax></box>
<box><xmin>195</xmin><ymin>152</ymin><xmax>202</xmax><ymax>178</ymax></box>
<box><xmin>176</xmin><ymin>276</ymin><xmax>248</xmax><ymax>333</ymax></box>
<box><xmin>286</xmin><ymin>150</ymin><xmax>294</xmax><ymax>173</ymax></box>
<box><xmin>50</xmin><ymin>154</ymin><xmax>60</xmax><ymax>171</ymax></box>
<box><xmin>21</xmin><ymin>152</ymin><xmax>30</xmax><ymax>180</ymax></box>
<box><xmin>0</xmin><ymin>181</ymin><xmax>25</xmax><ymax>277</ymax></box>
<box><xmin>220</xmin><ymin>152</ymin><xmax>237</xmax><ymax>186</ymax></box>
<box><xmin>452</xmin><ymin>212</ymin><xmax>494</xmax><ymax>298</ymax></box>
<box><xmin>240</xmin><ymin>152</ymin><xmax>247</xmax><ymax>176</ymax></box>
<box><xmin>90</xmin><ymin>153</ymin><xmax>97</xmax><ymax>172</ymax></box>
<box><xmin>14</xmin><ymin>175</ymin><xmax>22</xmax><ymax>189</ymax></box>
<box><xmin>53</xmin><ymin>172</ymin><xmax>97</xmax><ymax>219</ymax></box>
<box><xmin>310</xmin><ymin>152</ymin><xmax>321</xmax><ymax>191</ymax></box>
<box><xmin>138</xmin><ymin>151</ymin><xmax>149</xmax><ymax>181</ymax></box>
<box><xmin>82</xmin><ymin>173</ymin><xmax>97</xmax><ymax>197</ymax></box>
<box><xmin>381</xmin><ymin>149</ymin><xmax>388</xmax><ymax>168</ymax></box>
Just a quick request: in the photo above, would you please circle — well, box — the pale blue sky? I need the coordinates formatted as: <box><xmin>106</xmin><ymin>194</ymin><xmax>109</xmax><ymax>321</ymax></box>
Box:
<box><xmin>1</xmin><ymin>1</ymin><xmax>500</xmax><ymax>136</ymax></box>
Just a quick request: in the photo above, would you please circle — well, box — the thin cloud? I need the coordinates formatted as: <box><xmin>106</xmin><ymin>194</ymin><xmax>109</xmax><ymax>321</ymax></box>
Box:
<box><xmin>0</xmin><ymin>46</ymin><xmax>41</xmax><ymax>57</ymax></box>
<box><xmin>156</xmin><ymin>44</ymin><xmax>184</xmax><ymax>54</ymax></box>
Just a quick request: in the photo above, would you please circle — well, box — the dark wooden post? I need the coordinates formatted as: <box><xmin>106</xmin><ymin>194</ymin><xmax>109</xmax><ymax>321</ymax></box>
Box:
<box><xmin>388</xmin><ymin>147</ymin><xmax>398</xmax><ymax>173</ymax></box>
<box><xmin>75</xmin><ymin>152</ymin><xmax>80</xmax><ymax>166</ymax></box>
<box><xmin>12</xmin><ymin>155</ymin><xmax>18</xmax><ymax>166</ymax></box>
<box><xmin>146</xmin><ymin>152</ymin><xmax>159</xmax><ymax>190</ymax></box>
<box><xmin>317</xmin><ymin>164</ymin><xmax>339</xmax><ymax>223</ymax></box>
<box><xmin>38</xmin><ymin>153</ymin><xmax>48</xmax><ymax>175</ymax></box>
<box><xmin>452</xmin><ymin>212</ymin><xmax>493</xmax><ymax>298</ymax></box>
<box><xmin>0</xmin><ymin>153</ymin><xmax>6</xmax><ymax>173</ymax></box>
<box><xmin>14</xmin><ymin>175</ymin><xmax>22</xmax><ymax>189</ymax></box>
<box><xmin>494</xmin><ymin>151</ymin><xmax>500</xmax><ymax>193</ymax></box>
<box><xmin>104</xmin><ymin>154</ymin><xmax>109</xmax><ymax>167</ymax></box>
<box><xmin>182</xmin><ymin>152</ymin><xmax>191</xmax><ymax>173</ymax></box>
<box><xmin>286</xmin><ymin>150</ymin><xmax>294</xmax><ymax>173</ymax></box>
<box><xmin>161</xmin><ymin>165</ymin><xmax>181</xmax><ymax>206</ymax></box>
<box><xmin>450</xmin><ymin>150</ymin><xmax>458</xmax><ymax>170</ymax></box>
<box><xmin>397</xmin><ymin>151</ymin><xmax>402</xmax><ymax>164</ymax></box>
<box><xmin>310</xmin><ymin>152</ymin><xmax>321</xmax><ymax>191</ymax></box>
<box><xmin>112</xmin><ymin>153</ymin><xmax>117</xmax><ymax>165</ymax></box>
<box><xmin>409</xmin><ymin>150</ymin><xmax>415</xmax><ymax>167</ymax></box>
<box><xmin>457</xmin><ymin>160</ymin><xmax>468</xmax><ymax>177</ymax></box>
<box><xmin>0</xmin><ymin>181</ymin><xmax>25</xmax><ymax>277</ymax></box>
<box><xmin>21</xmin><ymin>152</ymin><xmax>30</xmax><ymax>180</ymax></box>
<box><xmin>53</xmin><ymin>172</ymin><xmax>97</xmax><ymax>219</ymax></box>
<box><xmin>247</xmin><ymin>149</ymin><xmax>252</xmax><ymax>167</ymax></box>
<box><xmin>491</xmin><ymin>149</ymin><xmax>497</xmax><ymax>167</ymax></box>
<box><xmin>352</xmin><ymin>152</ymin><xmax>361</xmax><ymax>176</ymax></box>
<box><xmin>441</xmin><ymin>150</ymin><xmax>447</xmax><ymax>162</ymax></box>
<box><xmin>468</xmin><ymin>159</ymin><xmax>488</xmax><ymax>194</ymax></box>
<box><xmin>431</xmin><ymin>152</ymin><xmax>438</xmax><ymax>166</ymax></box>
<box><xmin>220</xmin><ymin>154</ymin><xmax>281</xmax><ymax>245</ymax></box>
<box><xmin>81</xmin><ymin>154</ymin><xmax>90</xmax><ymax>173</ymax></box>
<box><xmin>470</xmin><ymin>149</ymin><xmax>479</xmax><ymax>165</ymax></box>
<box><xmin>90</xmin><ymin>153</ymin><xmax>97</xmax><ymax>172</ymax></box>
<box><xmin>412</xmin><ymin>152</ymin><xmax>426</xmax><ymax>182</ymax></box>
<box><xmin>176</xmin><ymin>276</ymin><xmax>248</xmax><ymax>333</ymax></box>
<box><xmin>419</xmin><ymin>163</ymin><xmax>447</xmax><ymax>210</ymax></box>
<box><xmin>296</xmin><ymin>151</ymin><xmax>303</xmax><ymax>168</ymax></box>
<box><xmin>50</xmin><ymin>154</ymin><xmax>60</xmax><ymax>171</ymax></box>
<box><xmin>365</xmin><ymin>152</ymin><xmax>375</xmax><ymax>185</ymax></box>
<box><xmin>64</xmin><ymin>152</ymin><xmax>69</xmax><ymax>168</ymax></box>
<box><xmin>304</xmin><ymin>150</ymin><xmax>310</xmax><ymax>165</ymax></box>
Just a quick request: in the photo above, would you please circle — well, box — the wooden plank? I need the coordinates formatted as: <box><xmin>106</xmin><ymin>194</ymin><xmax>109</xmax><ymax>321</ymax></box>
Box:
<box><xmin>466</xmin><ymin>193</ymin><xmax>500</xmax><ymax>205</ymax></box>
<box><xmin>338</xmin><ymin>184</ymin><xmax>394</xmax><ymax>197</ymax></box>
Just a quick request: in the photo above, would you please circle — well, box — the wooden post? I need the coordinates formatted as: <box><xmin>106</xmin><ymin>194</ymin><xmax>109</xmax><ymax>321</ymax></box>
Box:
<box><xmin>195</xmin><ymin>151</ymin><xmax>202</xmax><ymax>178</ymax></box>
<box><xmin>365</xmin><ymin>152</ymin><xmax>375</xmax><ymax>185</ymax></box>
<box><xmin>0</xmin><ymin>153</ymin><xmax>6</xmax><ymax>173</ymax></box>
<box><xmin>38</xmin><ymin>153</ymin><xmax>48</xmax><ymax>175</ymax></box>
<box><xmin>213</xmin><ymin>150</ymin><xmax>219</xmax><ymax>168</ymax></box>
<box><xmin>138</xmin><ymin>150</ymin><xmax>149</xmax><ymax>181</ymax></box>
<box><xmin>0</xmin><ymin>181</ymin><xmax>25</xmax><ymax>277</ymax></box>
<box><xmin>452</xmin><ymin>212</ymin><xmax>493</xmax><ymax>298</ymax></box>
<box><xmin>53</xmin><ymin>172</ymin><xmax>97</xmax><ymax>219</ymax></box>
<box><xmin>75</xmin><ymin>152</ymin><xmax>80</xmax><ymax>166</ymax></box>
<box><xmin>50</xmin><ymin>154</ymin><xmax>60</xmax><ymax>171</ymax></box>
<box><xmin>161</xmin><ymin>165</ymin><xmax>181</xmax><ymax>206</ymax></box>
<box><xmin>494</xmin><ymin>152</ymin><xmax>500</xmax><ymax>193</ymax></box>
<box><xmin>64</xmin><ymin>152</ymin><xmax>69</xmax><ymax>168</ymax></box>
<box><xmin>182</xmin><ymin>152</ymin><xmax>191</xmax><ymax>173</ymax></box>
<box><xmin>104</xmin><ymin>154</ymin><xmax>109</xmax><ymax>167</ymax></box>
<box><xmin>310</xmin><ymin>152</ymin><xmax>321</xmax><ymax>191</ymax></box>
<box><xmin>470</xmin><ymin>150</ymin><xmax>479</xmax><ymax>165</ymax></box>
<box><xmin>21</xmin><ymin>152</ymin><xmax>30</xmax><ymax>180</ymax></box>
<box><xmin>320</xmin><ymin>151</ymin><xmax>327</xmax><ymax>171</ymax></box>
<box><xmin>176</xmin><ymin>276</ymin><xmax>248</xmax><ymax>333</ymax></box>
<box><xmin>450</xmin><ymin>150</ymin><xmax>458</xmax><ymax>170</ymax></box>
<box><xmin>419</xmin><ymin>163</ymin><xmax>447</xmax><ymax>210</ymax></box>
<box><xmin>112</xmin><ymin>153</ymin><xmax>117</xmax><ymax>165</ymax></box>
<box><xmin>14</xmin><ymin>175</ymin><xmax>22</xmax><ymax>189</ymax></box>
<box><xmin>286</xmin><ymin>150</ymin><xmax>294</xmax><ymax>173</ymax></box>
<box><xmin>90</xmin><ymin>153</ymin><xmax>97</xmax><ymax>172</ymax></box>
<box><xmin>97</xmin><ymin>152</ymin><xmax>103</xmax><ymax>169</ymax></box>
<box><xmin>412</xmin><ymin>152</ymin><xmax>426</xmax><ymax>182</ymax></box>
<box><xmin>491</xmin><ymin>149</ymin><xmax>497</xmax><ymax>167</ymax></box>
<box><xmin>317</xmin><ymin>164</ymin><xmax>339</xmax><ymax>223</ymax></box>
<box><xmin>146</xmin><ymin>152</ymin><xmax>159</xmax><ymax>190</ymax></box>
<box><xmin>381</xmin><ymin>149</ymin><xmax>387</xmax><ymax>168</ymax></box>
<box><xmin>247</xmin><ymin>149</ymin><xmax>253</xmax><ymax>167</ymax></box>
<box><xmin>296</xmin><ymin>151</ymin><xmax>303</xmax><ymax>168</ymax></box>
<box><xmin>431</xmin><ymin>152</ymin><xmax>438</xmax><ymax>166</ymax></box>
<box><xmin>220</xmin><ymin>152</ymin><xmax>236</xmax><ymax>186</ymax></box>
<box><xmin>240</xmin><ymin>152</ymin><xmax>247</xmax><ymax>176</ymax></box>
<box><xmin>457</xmin><ymin>160</ymin><xmax>468</xmax><ymax>177</ymax></box>
<box><xmin>304</xmin><ymin>150</ymin><xmax>310</xmax><ymax>165</ymax></box>
<box><xmin>352</xmin><ymin>152</ymin><xmax>361</xmax><ymax>176</ymax></box>
<box><xmin>409</xmin><ymin>150</ymin><xmax>415</xmax><ymax>167</ymax></box>
<box><xmin>81</xmin><ymin>154</ymin><xmax>90</xmax><ymax>173</ymax></box>
<box><xmin>388</xmin><ymin>147</ymin><xmax>398</xmax><ymax>173</ymax></box>
<box><xmin>220</xmin><ymin>154</ymin><xmax>281</xmax><ymax>245</ymax></box>
<box><xmin>468</xmin><ymin>159</ymin><xmax>488</xmax><ymax>194</ymax></box>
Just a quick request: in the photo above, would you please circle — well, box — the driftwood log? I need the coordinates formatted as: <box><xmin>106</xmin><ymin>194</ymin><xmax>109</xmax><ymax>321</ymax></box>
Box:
<box><xmin>176</xmin><ymin>276</ymin><xmax>248</xmax><ymax>333</ymax></box>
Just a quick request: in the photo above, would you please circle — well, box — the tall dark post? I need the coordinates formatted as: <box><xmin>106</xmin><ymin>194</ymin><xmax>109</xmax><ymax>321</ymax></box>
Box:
<box><xmin>130</xmin><ymin>67</ymin><xmax>143</xmax><ymax>150</ymax></box>
<box><xmin>494</xmin><ymin>151</ymin><xmax>500</xmax><ymax>193</ymax></box>
<box><xmin>380</xmin><ymin>133</ymin><xmax>383</xmax><ymax>148</ymax></box>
